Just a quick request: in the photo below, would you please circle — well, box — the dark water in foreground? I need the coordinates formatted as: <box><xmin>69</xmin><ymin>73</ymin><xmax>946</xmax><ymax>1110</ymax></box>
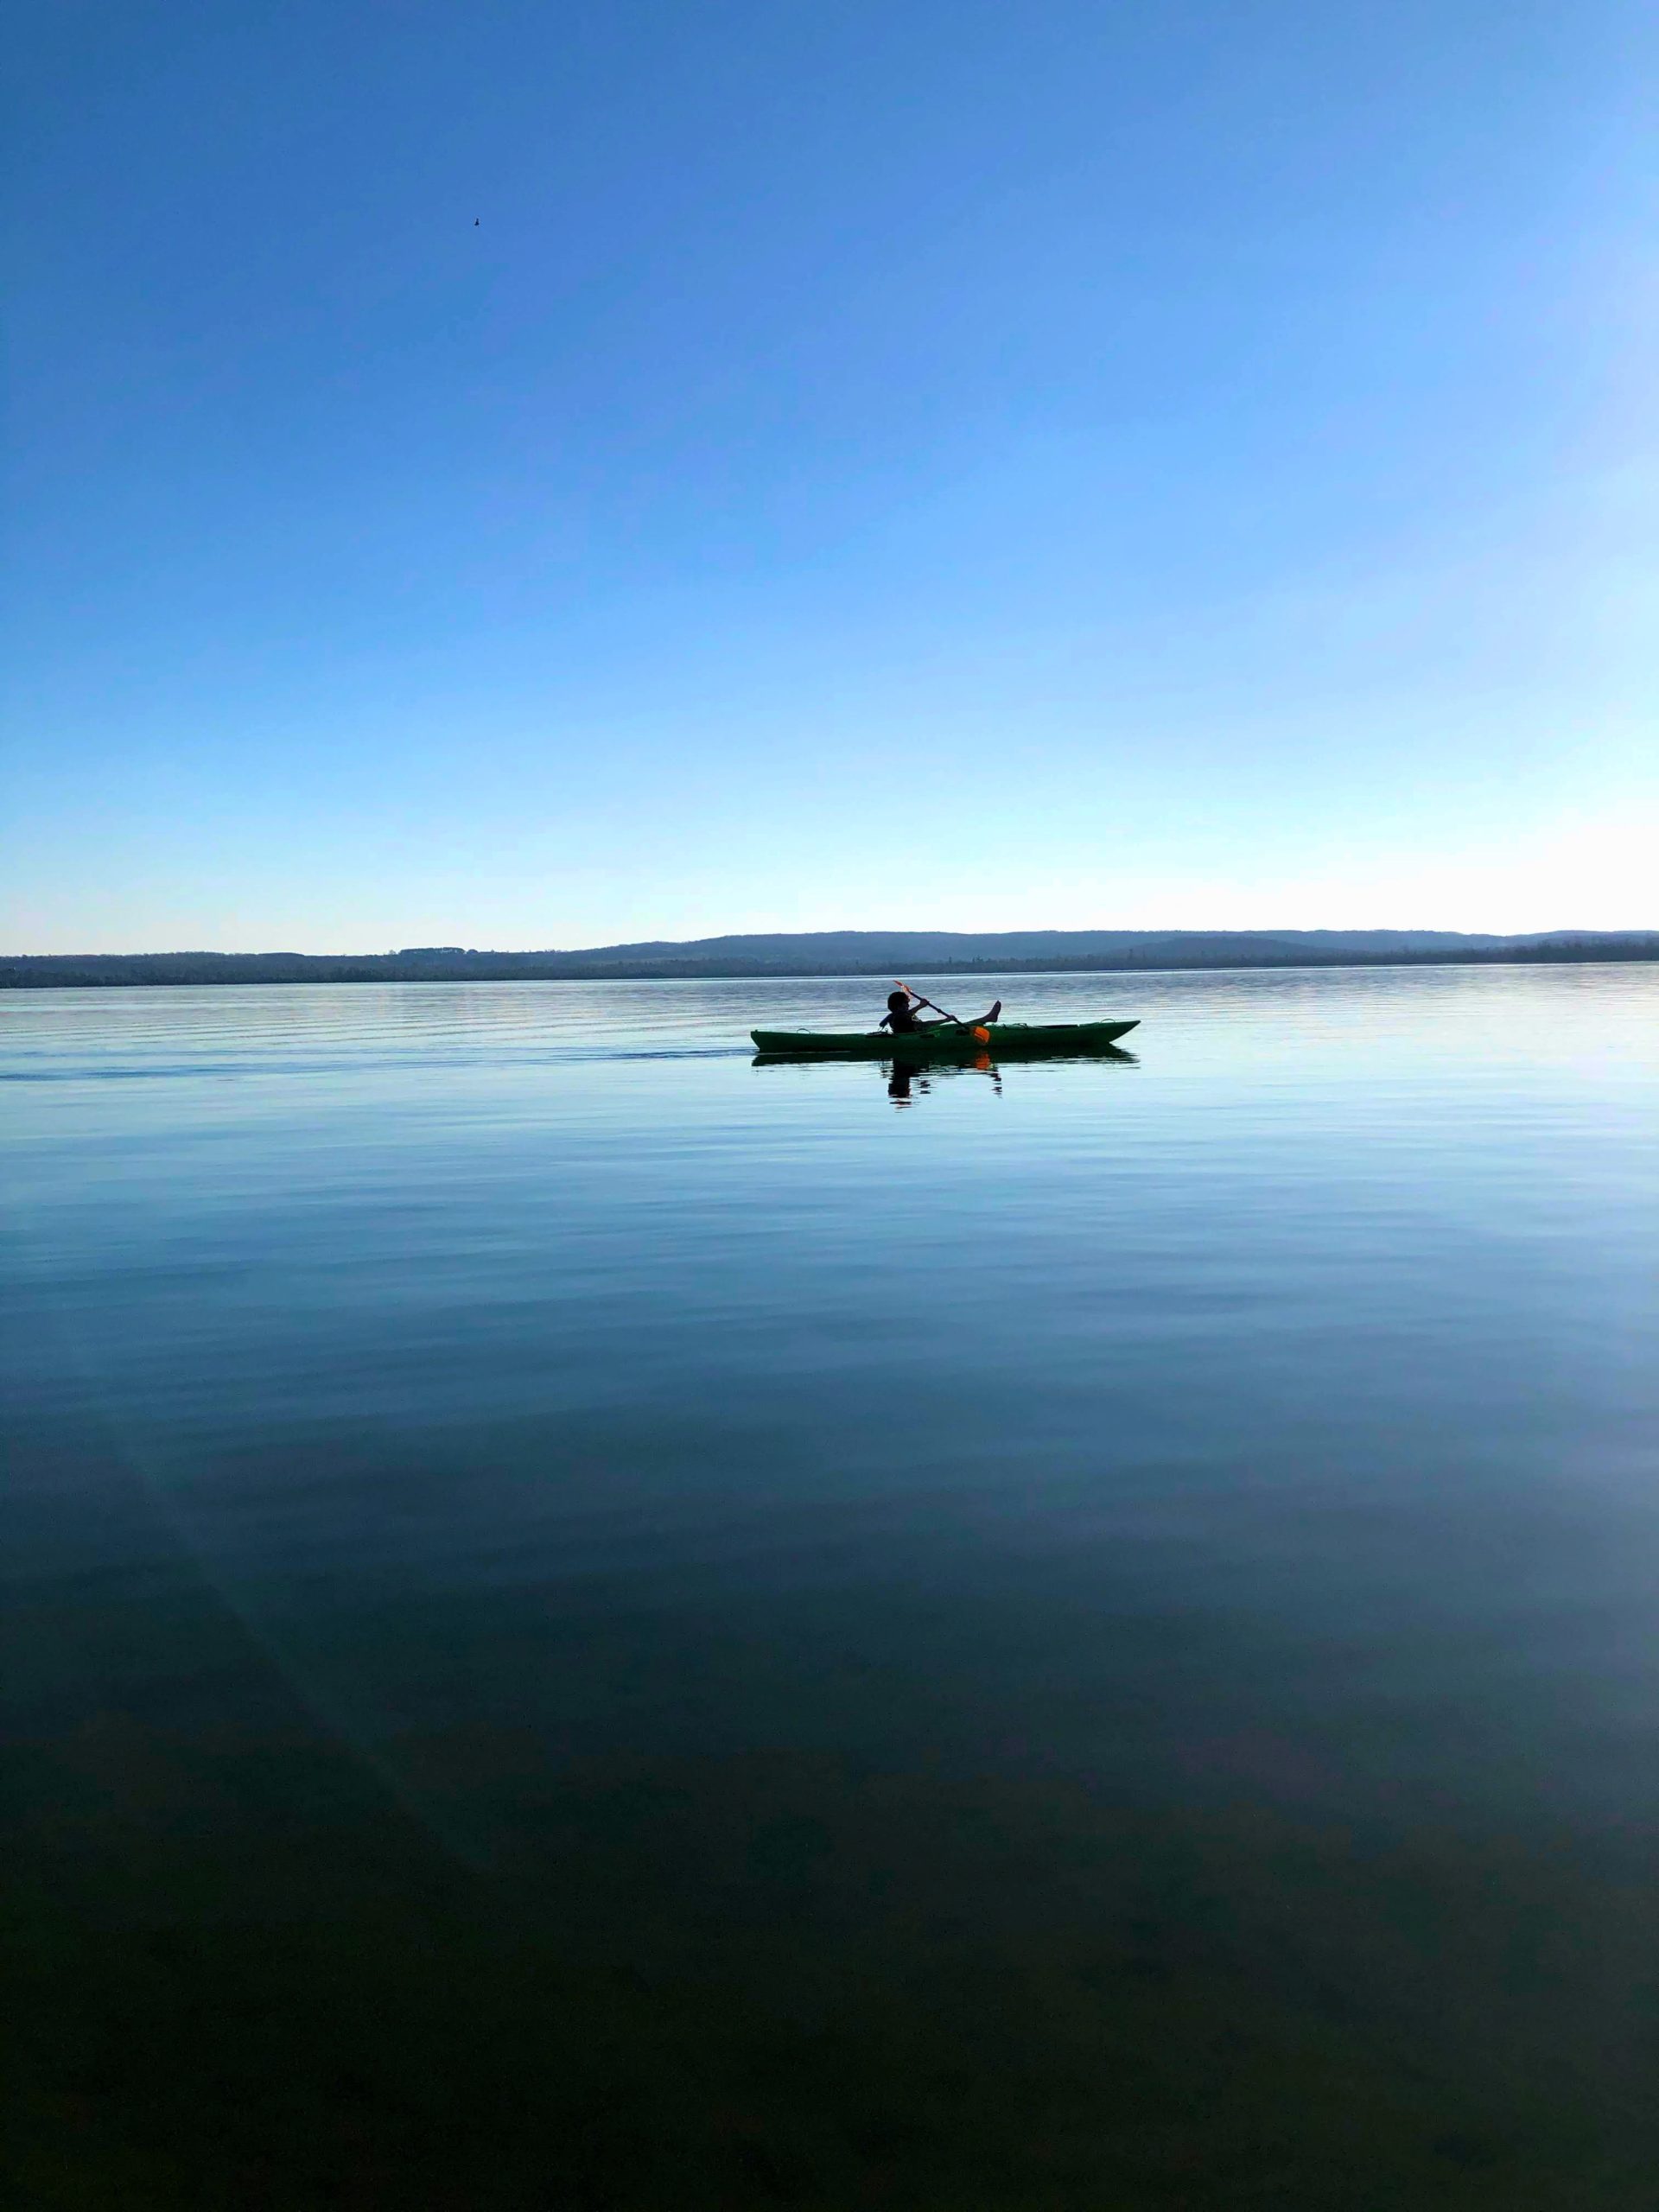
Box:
<box><xmin>4</xmin><ymin>966</ymin><xmax>1657</xmax><ymax>2209</ymax></box>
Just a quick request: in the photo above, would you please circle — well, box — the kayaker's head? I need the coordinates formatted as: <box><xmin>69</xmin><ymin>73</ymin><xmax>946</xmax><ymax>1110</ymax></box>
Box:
<box><xmin>887</xmin><ymin>989</ymin><xmax>908</xmax><ymax>1015</ymax></box>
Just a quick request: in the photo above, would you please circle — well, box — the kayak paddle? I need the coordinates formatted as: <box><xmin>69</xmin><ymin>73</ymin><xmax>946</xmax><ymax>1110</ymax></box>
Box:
<box><xmin>895</xmin><ymin>981</ymin><xmax>993</xmax><ymax>1044</ymax></box>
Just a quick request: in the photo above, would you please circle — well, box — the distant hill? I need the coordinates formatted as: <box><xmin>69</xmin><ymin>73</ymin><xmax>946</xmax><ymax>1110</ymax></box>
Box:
<box><xmin>3</xmin><ymin>929</ymin><xmax>1656</xmax><ymax>987</ymax></box>
<box><xmin>446</xmin><ymin>927</ymin><xmax>1535</xmax><ymax>965</ymax></box>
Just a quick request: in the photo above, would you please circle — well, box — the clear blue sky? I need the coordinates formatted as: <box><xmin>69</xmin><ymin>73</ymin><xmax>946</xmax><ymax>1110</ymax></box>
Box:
<box><xmin>3</xmin><ymin>0</ymin><xmax>1652</xmax><ymax>951</ymax></box>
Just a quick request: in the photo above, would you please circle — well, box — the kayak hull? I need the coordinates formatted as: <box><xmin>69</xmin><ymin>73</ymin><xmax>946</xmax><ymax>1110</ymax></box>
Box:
<box><xmin>750</xmin><ymin>1019</ymin><xmax>1139</xmax><ymax>1058</ymax></box>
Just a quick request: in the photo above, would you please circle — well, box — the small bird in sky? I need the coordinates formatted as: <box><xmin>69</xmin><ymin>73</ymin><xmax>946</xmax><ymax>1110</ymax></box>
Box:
<box><xmin>474</xmin><ymin>217</ymin><xmax>480</xmax><ymax>226</ymax></box>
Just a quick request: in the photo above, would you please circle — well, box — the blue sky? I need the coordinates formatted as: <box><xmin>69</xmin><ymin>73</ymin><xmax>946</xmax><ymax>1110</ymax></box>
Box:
<box><xmin>4</xmin><ymin>0</ymin><xmax>1652</xmax><ymax>950</ymax></box>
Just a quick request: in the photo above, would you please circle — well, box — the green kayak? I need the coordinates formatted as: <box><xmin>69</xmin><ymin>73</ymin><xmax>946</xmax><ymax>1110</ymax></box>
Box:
<box><xmin>750</xmin><ymin>1019</ymin><xmax>1138</xmax><ymax>1058</ymax></box>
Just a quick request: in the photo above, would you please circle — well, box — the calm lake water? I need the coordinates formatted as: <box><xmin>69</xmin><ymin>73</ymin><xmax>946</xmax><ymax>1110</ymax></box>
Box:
<box><xmin>5</xmin><ymin>965</ymin><xmax>1658</xmax><ymax>2208</ymax></box>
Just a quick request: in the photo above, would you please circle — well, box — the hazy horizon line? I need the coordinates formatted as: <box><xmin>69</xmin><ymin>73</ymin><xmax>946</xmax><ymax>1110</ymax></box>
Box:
<box><xmin>8</xmin><ymin>925</ymin><xmax>1659</xmax><ymax>959</ymax></box>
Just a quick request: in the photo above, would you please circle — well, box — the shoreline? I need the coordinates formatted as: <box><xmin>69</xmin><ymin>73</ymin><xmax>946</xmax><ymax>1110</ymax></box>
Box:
<box><xmin>4</xmin><ymin>943</ymin><xmax>1657</xmax><ymax>989</ymax></box>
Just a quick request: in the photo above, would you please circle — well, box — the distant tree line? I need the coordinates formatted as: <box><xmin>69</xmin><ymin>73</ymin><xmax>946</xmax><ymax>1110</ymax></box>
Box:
<box><xmin>3</xmin><ymin>938</ymin><xmax>1657</xmax><ymax>988</ymax></box>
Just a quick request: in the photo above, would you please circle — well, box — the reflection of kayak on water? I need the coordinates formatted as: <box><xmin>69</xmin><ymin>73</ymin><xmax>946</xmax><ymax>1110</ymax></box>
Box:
<box><xmin>749</xmin><ymin>1019</ymin><xmax>1140</xmax><ymax>1059</ymax></box>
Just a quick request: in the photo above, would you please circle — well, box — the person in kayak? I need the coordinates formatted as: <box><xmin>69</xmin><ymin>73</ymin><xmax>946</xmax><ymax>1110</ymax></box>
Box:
<box><xmin>880</xmin><ymin>989</ymin><xmax>1001</xmax><ymax>1034</ymax></box>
